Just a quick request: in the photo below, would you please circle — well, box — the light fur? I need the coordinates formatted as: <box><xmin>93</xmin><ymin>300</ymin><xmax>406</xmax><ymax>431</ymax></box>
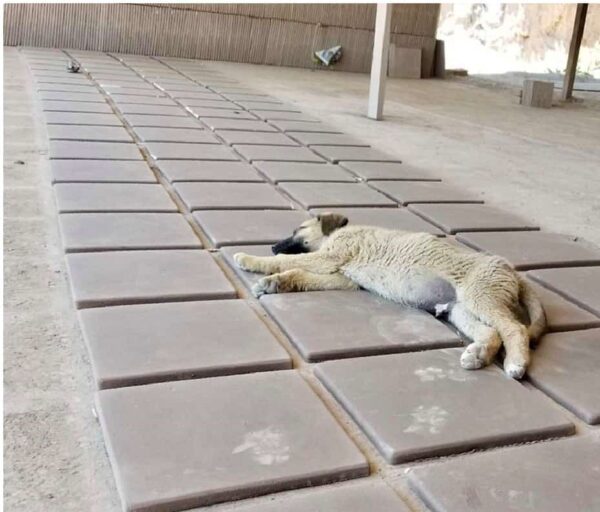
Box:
<box><xmin>234</xmin><ymin>217</ymin><xmax>546</xmax><ymax>379</ymax></box>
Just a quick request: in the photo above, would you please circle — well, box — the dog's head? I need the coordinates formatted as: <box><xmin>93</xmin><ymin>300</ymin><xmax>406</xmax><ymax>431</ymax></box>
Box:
<box><xmin>272</xmin><ymin>213</ymin><xmax>348</xmax><ymax>255</ymax></box>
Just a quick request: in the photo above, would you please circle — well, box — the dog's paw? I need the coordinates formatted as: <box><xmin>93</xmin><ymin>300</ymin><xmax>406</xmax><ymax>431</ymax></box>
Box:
<box><xmin>233</xmin><ymin>252</ymin><xmax>253</xmax><ymax>271</ymax></box>
<box><xmin>460</xmin><ymin>343</ymin><xmax>487</xmax><ymax>370</ymax></box>
<box><xmin>504</xmin><ymin>358</ymin><xmax>527</xmax><ymax>380</ymax></box>
<box><xmin>251</xmin><ymin>275</ymin><xmax>280</xmax><ymax>298</ymax></box>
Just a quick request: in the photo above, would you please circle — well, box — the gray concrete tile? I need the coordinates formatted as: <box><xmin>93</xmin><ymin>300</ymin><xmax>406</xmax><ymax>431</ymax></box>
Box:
<box><xmin>339</xmin><ymin>162</ymin><xmax>440</xmax><ymax>181</ymax></box>
<box><xmin>133</xmin><ymin>127</ymin><xmax>218</xmax><ymax>144</ymax></box>
<box><xmin>313</xmin><ymin>146</ymin><xmax>402</xmax><ymax>164</ymax></box>
<box><xmin>174</xmin><ymin>182</ymin><xmax>292</xmax><ymax>210</ymax></box>
<box><xmin>99</xmin><ymin>80</ymin><xmax>155</xmax><ymax>89</ymax></box>
<box><xmin>47</xmin><ymin>125</ymin><xmax>132</xmax><ymax>142</ymax></box>
<box><xmin>109</xmin><ymin>95</ymin><xmax>176</xmax><ymax>105</ymax></box>
<box><xmin>179</xmin><ymin>99</ymin><xmax>239</xmax><ymax>109</ymax></box>
<box><xmin>234</xmin><ymin>145</ymin><xmax>325</xmax><ymax>163</ymax></box>
<box><xmin>50</xmin><ymin>160</ymin><xmax>156</xmax><ymax>184</ymax></box>
<box><xmin>288</xmin><ymin>132</ymin><xmax>370</xmax><ymax>147</ymax></box>
<box><xmin>279</xmin><ymin>182</ymin><xmax>396</xmax><ymax>208</ymax></box>
<box><xmin>96</xmin><ymin>371</ymin><xmax>368</xmax><ymax>511</ymax></box>
<box><xmin>221</xmin><ymin>245</ymin><xmax>273</xmax><ymax>289</ymax></box>
<box><xmin>194</xmin><ymin>209</ymin><xmax>310</xmax><ymax>247</ymax></box>
<box><xmin>38</xmin><ymin>91</ymin><xmax>105</xmax><ymax>102</ymax></box>
<box><xmin>457</xmin><ymin>231</ymin><xmax>600</xmax><ymax>270</ymax></box>
<box><xmin>116</xmin><ymin>104</ymin><xmax>187</xmax><ymax>116</ymax></box>
<box><xmin>217</xmin><ymin>130</ymin><xmax>299</xmax><ymax>146</ymax></box>
<box><xmin>528</xmin><ymin>329</ymin><xmax>600</xmax><ymax>424</ymax></box>
<box><xmin>49</xmin><ymin>141</ymin><xmax>142</xmax><ymax>160</ymax></box>
<box><xmin>106</xmin><ymin>88</ymin><xmax>168</xmax><ymax>97</ymax></box>
<box><xmin>66</xmin><ymin>249</ymin><xmax>235</xmax><ymax>308</ymax></box>
<box><xmin>58</xmin><ymin>213</ymin><xmax>201</xmax><ymax>252</ymax></box>
<box><xmin>528</xmin><ymin>267</ymin><xmax>600</xmax><ymax>316</ymax></box>
<box><xmin>370</xmin><ymin>181</ymin><xmax>484</xmax><ymax>205</ymax></box>
<box><xmin>268</xmin><ymin>120</ymin><xmax>343</xmax><ymax>133</ymax></box>
<box><xmin>37</xmin><ymin>84</ymin><xmax>98</xmax><ymax>93</ymax></box>
<box><xmin>54</xmin><ymin>183</ymin><xmax>177</xmax><ymax>213</ymax></box>
<box><xmin>223</xmin><ymin>93</ymin><xmax>279</xmax><ymax>102</ymax></box>
<box><xmin>171</xmin><ymin>91</ymin><xmax>223</xmax><ymax>100</ymax></box>
<box><xmin>188</xmin><ymin>107</ymin><xmax>257</xmax><ymax>119</ymax></box>
<box><xmin>526</xmin><ymin>280</ymin><xmax>600</xmax><ymax>331</ymax></box>
<box><xmin>157</xmin><ymin>84</ymin><xmax>209</xmax><ymax>92</ymax></box>
<box><xmin>253</xmin><ymin>111</ymin><xmax>320</xmax><ymax>122</ymax></box>
<box><xmin>407</xmin><ymin>435</ymin><xmax>600</xmax><ymax>512</ymax></box>
<box><xmin>123</xmin><ymin>114</ymin><xmax>204</xmax><ymax>129</ymax></box>
<box><xmin>34</xmin><ymin>76</ymin><xmax>90</xmax><ymax>84</ymax></box>
<box><xmin>80</xmin><ymin>300</ymin><xmax>291</xmax><ymax>389</ymax></box>
<box><xmin>156</xmin><ymin>161</ymin><xmax>262</xmax><ymax>183</ymax></box>
<box><xmin>409</xmin><ymin>204</ymin><xmax>540</xmax><ymax>234</ymax></box>
<box><xmin>315</xmin><ymin>349</ymin><xmax>574</xmax><ymax>463</ymax></box>
<box><xmin>238</xmin><ymin>101</ymin><xmax>302</xmax><ymax>112</ymax></box>
<box><xmin>262</xmin><ymin>291</ymin><xmax>460</xmax><ymax>361</ymax></box>
<box><xmin>144</xmin><ymin>142</ymin><xmax>238</xmax><ymax>161</ymax></box>
<box><xmin>228</xmin><ymin>479</ymin><xmax>411</xmax><ymax>512</ymax></box>
<box><xmin>309</xmin><ymin>207</ymin><xmax>445</xmax><ymax>235</ymax></box>
<box><xmin>254</xmin><ymin>162</ymin><xmax>355</xmax><ymax>183</ymax></box>
<box><xmin>210</xmin><ymin>86</ymin><xmax>258</xmax><ymax>93</ymax></box>
<box><xmin>44</xmin><ymin>112</ymin><xmax>123</xmax><ymax>126</ymax></box>
<box><xmin>202</xmin><ymin>118</ymin><xmax>278</xmax><ymax>132</ymax></box>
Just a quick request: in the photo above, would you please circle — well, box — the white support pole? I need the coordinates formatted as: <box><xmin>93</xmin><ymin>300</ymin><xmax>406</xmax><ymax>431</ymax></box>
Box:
<box><xmin>368</xmin><ymin>3</ymin><xmax>392</xmax><ymax>120</ymax></box>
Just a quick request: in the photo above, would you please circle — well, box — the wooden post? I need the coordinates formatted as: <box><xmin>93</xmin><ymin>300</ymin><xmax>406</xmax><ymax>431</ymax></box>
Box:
<box><xmin>368</xmin><ymin>3</ymin><xmax>392</xmax><ymax>120</ymax></box>
<box><xmin>562</xmin><ymin>3</ymin><xmax>588</xmax><ymax>101</ymax></box>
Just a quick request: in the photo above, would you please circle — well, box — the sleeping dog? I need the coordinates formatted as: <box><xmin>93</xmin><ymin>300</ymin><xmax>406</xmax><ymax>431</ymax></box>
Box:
<box><xmin>234</xmin><ymin>213</ymin><xmax>546</xmax><ymax>379</ymax></box>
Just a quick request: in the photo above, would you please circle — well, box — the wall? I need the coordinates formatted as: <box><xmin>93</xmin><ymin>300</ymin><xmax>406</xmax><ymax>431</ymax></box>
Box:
<box><xmin>4</xmin><ymin>3</ymin><xmax>441</xmax><ymax>76</ymax></box>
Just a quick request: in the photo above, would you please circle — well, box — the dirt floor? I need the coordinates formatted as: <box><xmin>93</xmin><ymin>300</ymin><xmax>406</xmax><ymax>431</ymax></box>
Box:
<box><xmin>3</xmin><ymin>46</ymin><xmax>600</xmax><ymax>512</ymax></box>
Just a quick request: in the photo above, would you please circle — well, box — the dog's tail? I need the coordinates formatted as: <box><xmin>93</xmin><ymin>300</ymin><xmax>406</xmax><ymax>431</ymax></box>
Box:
<box><xmin>519</xmin><ymin>277</ymin><xmax>546</xmax><ymax>340</ymax></box>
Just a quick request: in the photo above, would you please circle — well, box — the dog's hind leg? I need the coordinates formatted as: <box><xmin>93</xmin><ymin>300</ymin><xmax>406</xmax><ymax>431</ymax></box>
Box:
<box><xmin>252</xmin><ymin>270</ymin><xmax>358</xmax><ymax>297</ymax></box>
<box><xmin>234</xmin><ymin>251</ymin><xmax>339</xmax><ymax>275</ymax></box>
<box><xmin>449</xmin><ymin>303</ymin><xmax>502</xmax><ymax>370</ymax></box>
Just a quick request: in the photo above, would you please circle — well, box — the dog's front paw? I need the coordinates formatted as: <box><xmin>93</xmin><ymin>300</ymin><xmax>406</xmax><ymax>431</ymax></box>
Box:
<box><xmin>503</xmin><ymin>358</ymin><xmax>528</xmax><ymax>380</ymax></box>
<box><xmin>251</xmin><ymin>275</ymin><xmax>280</xmax><ymax>298</ymax></box>
<box><xmin>234</xmin><ymin>252</ymin><xmax>255</xmax><ymax>271</ymax></box>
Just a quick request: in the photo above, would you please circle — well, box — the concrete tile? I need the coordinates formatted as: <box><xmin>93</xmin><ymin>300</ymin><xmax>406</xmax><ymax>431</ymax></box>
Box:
<box><xmin>96</xmin><ymin>371</ymin><xmax>368</xmax><ymax>511</ymax></box>
<box><xmin>526</xmin><ymin>280</ymin><xmax>600</xmax><ymax>331</ymax></box>
<box><xmin>194</xmin><ymin>210</ymin><xmax>310</xmax><ymax>247</ymax></box>
<box><xmin>288</xmin><ymin>132</ymin><xmax>370</xmax><ymax>147</ymax></box>
<box><xmin>133</xmin><ymin>127</ymin><xmax>218</xmax><ymax>144</ymax></box>
<box><xmin>253</xmin><ymin>162</ymin><xmax>355</xmax><ymax>183</ymax></box>
<box><xmin>407</xmin><ymin>435</ymin><xmax>600</xmax><ymax>512</ymax></box>
<box><xmin>123</xmin><ymin>114</ymin><xmax>203</xmax><ymax>129</ymax></box>
<box><xmin>144</xmin><ymin>142</ymin><xmax>238</xmax><ymax>161</ymax></box>
<box><xmin>262</xmin><ymin>291</ymin><xmax>460</xmax><ymax>361</ymax></box>
<box><xmin>268</xmin><ymin>120</ymin><xmax>343</xmax><ymax>133</ymax></box>
<box><xmin>210</xmin><ymin>86</ymin><xmax>258</xmax><ymax>93</ymax></box>
<box><xmin>116</xmin><ymin>104</ymin><xmax>187</xmax><ymax>116</ymax></box>
<box><xmin>370</xmin><ymin>181</ymin><xmax>484</xmax><ymax>205</ymax></box>
<box><xmin>38</xmin><ymin>91</ymin><xmax>105</xmax><ymax>102</ymax></box>
<box><xmin>189</xmin><ymin>107</ymin><xmax>257</xmax><ymax>120</ymax></box>
<box><xmin>221</xmin><ymin>245</ymin><xmax>273</xmax><ymax>289</ymax></box>
<box><xmin>54</xmin><ymin>183</ymin><xmax>177</xmax><ymax>213</ymax></box>
<box><xmin>313</xmin><ymin>147</ymin><xmax>402</xmax><ymax>164</ymax></box>
<box><xmin>179</xmin><ymin>99</ymin><xmax>239</xmax><ymax>109</ymax></box>
<box><xmin>315</xmin><ymin>349</ymin><xmax>574</xmax><ymax>463</ymax></box>
<box><xmin>157</xmin><ymin>84</ymin><xmax>209</xmax><ymax>92</ymax></box>
<box><xmin>339</xmin><ymin>162</ymin><xmax>440</xmax><ymax>181</ymax></box>
<box><xmin>528</xmin><ymin>329</ymin><xmax>600</xmax><ymax>424</ymax></box>
<box><xmin>47</xmin><ymin>125</ymin><xmax>132</xmax><ymax>142</ymax></box>
<box><xmin>37</xmin><ymin>84</ymin><xmax>98</xmax><ymax>93</ymax></box>
<box><xmin>171</xmin><ymin>91</ymin><xmax>223</xmax><ymax>100</ymax></box>
<box><xmin>217</xmin><ymin>130</ymin><xmax>299</xmax><ymax>146</ymax></box>
<box><xmin>309</xmin><ymin>207</ymin><xmax>445</xmax><ymax>235</ymax></box>
<box><xmin>202</xmin><ymin>118</ymin><xmax>277</xmax><ymax>132</ymax></box>
<box><xmin>223</xmin><ymin>93</ymin><xmax>279</xmax><ymax>102</ymax></box>
<box><xmin>253</xmin><ymin>111</ymin><xmax>320</xmax><ymax>122</ymax></box>
<box><xmin>174</xmin><ymin>182</ymin><xmax>292</xmax><ymax>210</ymax></box>
<box><xmin>50</xmin><ymin>160</ymin><xmax>156</xmax><ymax>184</ymax></box>
<box><xmin>44</xmin><ymin>112</ymin><xmax>123</xmax><ymax>126</ymax></box>
<box><xmin>34</xmin><ymin>76</ymin><xmax>90</xmax><ymax>85</ymax></box>
<box><xmin>279</xmin><ymin>182</ymin><xmax>396</xmax><ymax>208</ymax></box>
<box><xmin>41</xmin><ymin>100</ymin><xmax>112</xmax><ymax>113</ymax></box>
<box><xmin>409</xmin><ymin>204</ymin><xmax>540</xmax><ymax>234</ymax></box>
<box><xmin>109</xmin><ymin>95</ymin><xmax>176</xmax><ymax>105</ymax></box>
<box><xmin>234</xmin><ymin>145</ymin><xmax>325</xmax><ymax>163</ymax></box>
<box><xmin>58</xmin><ymin>213</ymin><xmax>201</xmax><ymax>252</ymax></box>
<box><xmin>98</xmin><ymin>80</ymin><xmax>155</xmax><ymax>89</ymax></box>
<box><xmin>228</xmin><ymin>479</ymin><xmax>410</xmax><ymax>512</ymax></box>
<box><xmin>66</xmin><ymin>250</ymin><xmax>235</xmax><ymax>308</ymax></box>
<box><xmin>528</xmin><ymin>267</ymin><xmax>600</xmax><ymax>316</ymax></box>
<box><xmin>156</xmin><ymin>161</ymin><xmax>262</xmax><ymax>183</ymax></box>
<box><xmin>80</xmin><ymin>300</ymin><xmax>291</xmax><ymax>388</ymax></box>
<box><xmin>49</xmin><ymin>141</ymin><xmax>142</xmax><ymax>160</ymax></box>
<box><xmin>107</xmin><ymin>88</ymin><xmax>168</xmax><ymax>97</ymax></box>
<box><xmin>238</xmin><ymin>101</ymin><xmax>302</xmax><ymax>112</ymax></box>
<box><xmin>457</xmin><ymin>231</ymin><xmax>600</xmax><ymax>270</ymax></box>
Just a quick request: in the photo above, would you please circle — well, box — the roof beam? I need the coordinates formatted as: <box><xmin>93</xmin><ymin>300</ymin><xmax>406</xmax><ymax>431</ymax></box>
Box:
<box><xmin>368</xmin><ymin>3</ymin><xmax>392</xmax><ymax>120</ymax></box>
<box><xmin>562</xmin><ymin>3</ymin><xmax>588</xmax><ymax>101</ymax></box>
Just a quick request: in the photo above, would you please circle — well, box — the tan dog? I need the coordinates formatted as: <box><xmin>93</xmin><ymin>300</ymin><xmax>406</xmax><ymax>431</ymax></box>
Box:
<box><xmin>234</xmin><ymin>213</ymin><xmax>546</xmax><ymax>379</ymax></box>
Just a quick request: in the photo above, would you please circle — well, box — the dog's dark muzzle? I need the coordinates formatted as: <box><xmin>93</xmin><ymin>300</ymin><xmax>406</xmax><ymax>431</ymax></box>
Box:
<box><xmin>272</xmin><ymin>237</ymin><xmax>309</xmax><ymax>255</ymax></box>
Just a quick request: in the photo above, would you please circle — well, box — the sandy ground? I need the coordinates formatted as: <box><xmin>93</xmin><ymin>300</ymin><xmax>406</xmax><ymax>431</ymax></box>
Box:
<box><xmin>3</xmin><ymin>46</ymin><xmax>600</xmax><ymax>511</ymax></box>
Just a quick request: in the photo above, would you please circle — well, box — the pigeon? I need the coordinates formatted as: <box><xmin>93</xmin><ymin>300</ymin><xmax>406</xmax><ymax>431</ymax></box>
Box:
<box><xmin>67</xmin><ymin>61</ymin><xmax>81</xmax><ymax>73</ymax></box>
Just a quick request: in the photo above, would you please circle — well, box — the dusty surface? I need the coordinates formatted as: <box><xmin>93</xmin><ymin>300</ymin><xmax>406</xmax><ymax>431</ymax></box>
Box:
<box><xmin>3</xmin><ymin>45</ymin><xmax>600</xmax><ymax>512</ymax></box>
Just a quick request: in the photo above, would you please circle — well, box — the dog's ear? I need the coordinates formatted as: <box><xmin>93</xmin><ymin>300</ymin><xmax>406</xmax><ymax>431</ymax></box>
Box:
<box><xmin>318</xmin><ymin>213</ymin><xmax>349</xmax><ymax>236</ymax></box>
